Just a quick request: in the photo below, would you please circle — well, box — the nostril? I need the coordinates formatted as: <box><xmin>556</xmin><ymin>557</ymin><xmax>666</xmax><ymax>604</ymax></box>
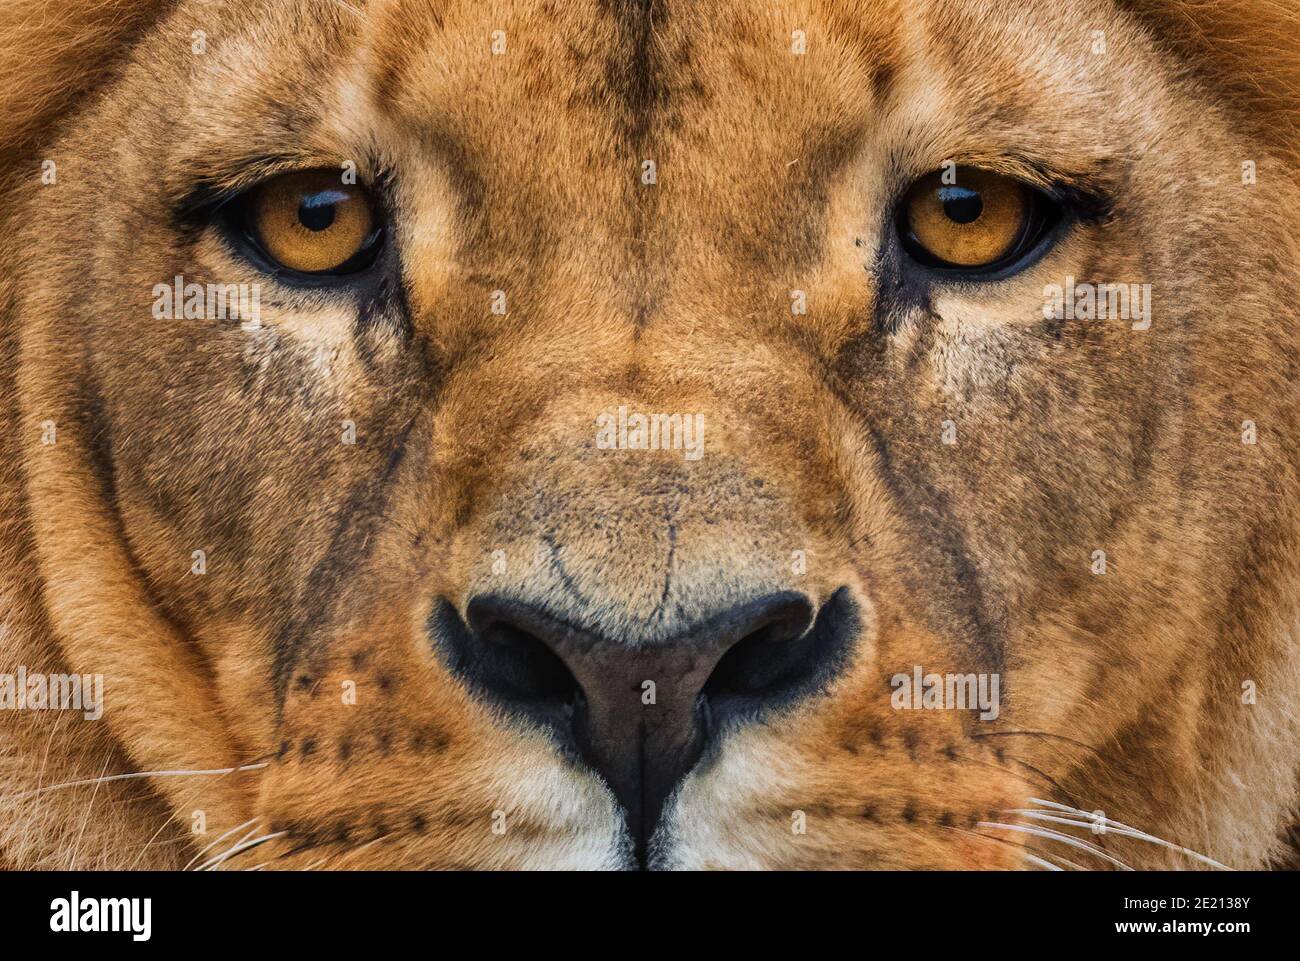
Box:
<box><xmin>428</xmin><ymin>598</ymin><xmax>583</xmax><ymax>731</ymax></box>
<box><xmin>430</xmin><ymin>585</ymin><xmax>861</xmax><ymax>862</ymax></box>
<box><xmin>477</xmin><ymin>620</ymin><xmax>580</xmax><ymax>704</ymax></box>
<box><xmin>703</xmin><ymin>586</ymin><xmax>859</xmax><ymax>722</ymax></box>
<box><xmin>705</xmin><ymin>616</ymin><xmax>814</xmax><ymax>697</ymax></box>
<box><xmin>703</xmin><ymin>596</ymin><xmax>814</xmax><ymax>696</ymax></box>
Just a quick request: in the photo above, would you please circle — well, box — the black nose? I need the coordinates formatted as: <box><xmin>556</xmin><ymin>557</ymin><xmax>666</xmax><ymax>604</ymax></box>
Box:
<box><xmin>430</xmin><ymin>587</ymin><xmax>858</xmax><ymax>861</ymax></box>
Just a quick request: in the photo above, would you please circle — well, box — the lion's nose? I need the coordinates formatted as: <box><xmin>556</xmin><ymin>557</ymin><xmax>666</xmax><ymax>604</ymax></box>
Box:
<box><xmin>430</xmin><ymin>586</ymin><xmax>858</xmax><ymax>861</ymax></box>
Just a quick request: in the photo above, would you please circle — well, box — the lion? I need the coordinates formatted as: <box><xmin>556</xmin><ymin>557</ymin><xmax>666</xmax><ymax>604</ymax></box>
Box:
<box><xmin>0</xmin><ymin>0</ymin><xmax>1297</xmax><ymax>871</ymax></box>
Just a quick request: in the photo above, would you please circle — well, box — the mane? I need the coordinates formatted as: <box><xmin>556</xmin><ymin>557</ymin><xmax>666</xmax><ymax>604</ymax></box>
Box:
<box><xmin>0</xmin><ymin>0</ymin><xmax>176</xmax><ymax>201</ymax></box>
<box><xmin>1116</xmin><ymin>0</ymin><xmax>1300</xmax><ymax>175</ymax></box>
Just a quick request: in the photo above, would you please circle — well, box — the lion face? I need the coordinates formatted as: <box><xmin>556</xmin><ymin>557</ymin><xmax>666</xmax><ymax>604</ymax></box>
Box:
<box><xmin>7</xmin><ymin>0</ymin><xmax>1300</xmax><ymax>870</ymax></box>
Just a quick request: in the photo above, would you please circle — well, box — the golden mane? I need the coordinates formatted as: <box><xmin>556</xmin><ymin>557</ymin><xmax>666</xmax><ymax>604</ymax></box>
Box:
<box><xmin>0</xmin><ymin>0</ymin><xmax>176</xmax><ymax>199</ymax></box>
<box><xmin>1117</xmin><ymin>0</ymin><xmax>1300</xmax><ymax>173</ymax></box>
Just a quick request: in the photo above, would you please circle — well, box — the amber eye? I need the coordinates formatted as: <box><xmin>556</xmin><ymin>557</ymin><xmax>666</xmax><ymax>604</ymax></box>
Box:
<box><xmin>899</xmin><ymin>167</ymin><xmax>1052</xmax><ymax>271</ymax></box>
<box><xmin>241</xmin><ymin>170</ymin><xmax>381</xmax><ymax>275</ymax></box>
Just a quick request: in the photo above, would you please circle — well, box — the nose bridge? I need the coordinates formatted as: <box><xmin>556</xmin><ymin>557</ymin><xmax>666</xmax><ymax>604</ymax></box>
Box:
<box><xmin>572</xmin><ymin>641</ymin><xmax>711</xmax><ymax>858</ymax></box>
<box><xmin>470</xmin><ymin>438</ymin><xmax>815</xmax><ymax>642</ymax></box>
<box><xmin>533</xmin><ymin>591</ymin><xmax>816</xmax><ymax>851</ymax></box>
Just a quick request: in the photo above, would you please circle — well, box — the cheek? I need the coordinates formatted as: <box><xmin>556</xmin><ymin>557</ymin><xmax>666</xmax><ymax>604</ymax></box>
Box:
<box><xmin>659</xmin><ymin>713</ymin><xmax>1032</xmax><ymax>870</ymax></box>
<box><xmin>101</xmin><ymin>323</ymin><xmax>417</xmax><ymax>627</ymax></box>
<box><xmin>253</xmin><ymin>598</ymin><xmax>631</xmax><ymax>869</ymax></box>
<box><xmin>655</xmin><ymin>623</ymin><xmax>1028</xmax><ymax>869</ymax></box>
<box><xmin>883</xmin><ymin>307</ymin><xmax>1166</xmax><ymax>606</ymax></box>
<box><xmin>208</xmin><ymin>620</ymin><xmax>279</xmax><ymax>753</ymax></box>
<box><xmin>925</xmin><ymin>314</ymin><xmax>1028</xmax><ymax>402</ymax></box>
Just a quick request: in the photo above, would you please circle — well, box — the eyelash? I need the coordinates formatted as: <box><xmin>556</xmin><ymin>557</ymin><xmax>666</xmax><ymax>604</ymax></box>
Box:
<box><xmin>895</xmin><ymin>184</ymin><xmax>1062</xmax><ymax>277</ymax></box>
<box><xmin>891</xmin><ymin>176</ymin><xmax>1111</xmax><ymax>282</ymax></box>
<box><xmin>177</xmin><ymin>165</ymin><xmax>396</xmax><ymax>287</ymax></box>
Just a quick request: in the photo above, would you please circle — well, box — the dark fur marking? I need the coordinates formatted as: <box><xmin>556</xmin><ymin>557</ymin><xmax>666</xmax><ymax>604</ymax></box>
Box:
<box><xmin>869</xmin><ymin>57</ymin><xmax>897</xmax><ymax>106</ymax></box>
<box><xmin>414</xmin><ymin>726</ymin><xmax>450</xmax><ymax>753</ymax></box>
<box><xmin>354</xmin><ymin>275</ymin><xmax>416</xmax><ymax>371</ymax></box>
<box><xmin>599</xmin><ymin>0</ymin><xmax>671</xmax><ymax>147</ymax></box>
<box><xmin>272</xmin><ymin>411</ymin><xmax>420</xmax><ymax>707</ymax></box>
<box><xmin>866</xmin><ymin>426</ymin><xmax>1008</xmax><ymax>678</ymax></box>
<box><xmin>902</xmin><ymin>727</ymin><xmax>919</xmax><ymax>759</ymax></box>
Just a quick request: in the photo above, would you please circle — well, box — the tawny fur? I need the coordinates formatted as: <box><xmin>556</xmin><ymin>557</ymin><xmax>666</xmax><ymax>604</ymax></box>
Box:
<box><xmin>1</xmin><ymin>0</ymin><xmax>1298</xmax><ymax>870</ymax></box>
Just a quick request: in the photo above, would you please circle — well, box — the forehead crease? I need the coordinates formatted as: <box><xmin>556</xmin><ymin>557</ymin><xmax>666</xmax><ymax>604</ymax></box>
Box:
<box><xmin>624</xmin><ymin>3</ymin><xmax>901</xmax><ymax>274</ymax></box>
<box><xmin>814</xmin><ymin>0</ymin><xmax>908</xmax><ymax>101</ymax></box>
<box><xmin>350</xmin><ymin>0</ymin><xmax>690</xmax><ymax>283</ymax></box>
<box><xmin>365</xmin><ymin>0</ymin><xmax>445</xmax><ymax>110</ymax></box>
<box><xmin>202</xmin><ymin>0</ymin><xmax>351</xmax><ymax>96</ymax></box>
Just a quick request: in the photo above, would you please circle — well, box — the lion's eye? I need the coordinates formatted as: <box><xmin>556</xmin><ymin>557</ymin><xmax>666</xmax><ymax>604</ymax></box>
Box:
<box><xmin>898</xmin><ymin>167</ymin><xmax>1055</xmax><ymax>272</ymax></box>
<box><xmin>239</xmin><ymin>170</ymin><xmax>382</xmax><ymax>275</ymax></box>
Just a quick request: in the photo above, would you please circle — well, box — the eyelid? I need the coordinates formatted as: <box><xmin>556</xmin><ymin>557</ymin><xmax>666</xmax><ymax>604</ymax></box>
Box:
<box><xmin>910</xmin><ymin>153</ymin><xmax>1117</xmax><ymax>225</ymax></box>
<box><xmin>178</xmin><ymin>166</ymin><xmax>394</xmax><ymax>237</ymax></box>
<box><xmin>974</xmin><ymin>156</ymin><xmax>1116</xmax><ymax>224</ymax></box>
<box><xmin>174</xmin><ymin>155</ymin><xmax>388</xmax><ymax>226</ymax></box>
<box><xmin>893</xmin><ymin>167</ymin><xmax>1066</xmax><ymax>278</ymax></box>
<box><xmin>186</xmin><ymin>170</ymin><xmax>391</xmax><ymax>284</ymax></box>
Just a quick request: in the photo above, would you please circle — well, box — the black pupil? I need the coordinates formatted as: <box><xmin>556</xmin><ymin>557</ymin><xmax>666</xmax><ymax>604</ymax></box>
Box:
<box><xmin>297</xmin><ymin>190</ymin><xmax>343</xmax><ymax>231</ymax></box>
<box><xmin>938</xmin><ymin>185</ymin><xmax>983</xmax><ymax>225</ymax></box>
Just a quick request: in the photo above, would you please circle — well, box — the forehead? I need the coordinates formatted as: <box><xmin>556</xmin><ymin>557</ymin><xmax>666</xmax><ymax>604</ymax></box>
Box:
<box><xmin>181</xmin><ymin>0</ymin><xmax>1138</xmax><ymax>177</ymax></box>
<box><xmin>159</xmin><ymin>0</ymin><xmax>1153</xmax><ymax>301</ymax></box>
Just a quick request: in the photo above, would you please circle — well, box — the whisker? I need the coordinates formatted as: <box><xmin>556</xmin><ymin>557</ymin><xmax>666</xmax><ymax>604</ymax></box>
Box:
<box><xmin>952</xmin><ymin>753</ymin><xmax>1059</xmax><ymax>796</ymax></box>
<box><xmin>1034</xmin><ymin>849</ymin><xmax>1087</xmax><ymax>871</ymax></box>
<box><xmin>68</xmin><ymin>752</ymin><xmax>114</xmax><ymax>871</ymax></box>
<box><xmin>977</xmin><ymin>821</ymin><xmax>1134</xmax><ymax>870</ymax></box>
<box><xmin>997</xmin><ymin>756</ymin><xmax>1081</xmax><ymax>806</ymax></box>
<box><xmin>198</xmin><ymin>831</ymin><xmax>287</xmax><ymax>871</ymax></box>
<box><xmin>942</xmin><ymin>823</ymin><xmax>1060</xmax><ymax>870</ymax></box>
<box><xmin>183</xmin><ymin>819</ymin><xmax>259</xmax><ymax>871</ymax></box>
<box><xmin>1022</xmin><ymin>853</ymin><xmax>1064</xmax><ymax>871</ymax></box>
<box><xmin>193</xmin><ymin>824</ymin><xmax>263</xmax><ymax>872</ymax></box>
<box><xmin>135</xmin><ymin>756</ymin><xmax>273</xmax><ymax>870</ymax></box>
<box><xmin>252</xmin><ymin>821</ymin><xmax>412</xmax><ymax>870</ymax></box>
<box><xmin>1017</xmin><ymin>800</ymin><xmax>1232</xmax><ymax>870</ymax></box>
<box><xmin>4</xmin><ymin>762</ymin><xmax>270</xmax><ymax>801</ymax></box>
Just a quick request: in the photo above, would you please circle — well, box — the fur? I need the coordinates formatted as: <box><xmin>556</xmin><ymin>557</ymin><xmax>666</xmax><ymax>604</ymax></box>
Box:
<box><xmin>1</xmin><ymin>0</ymin><xmax>1298</xmax><ymax>869</ymax></box>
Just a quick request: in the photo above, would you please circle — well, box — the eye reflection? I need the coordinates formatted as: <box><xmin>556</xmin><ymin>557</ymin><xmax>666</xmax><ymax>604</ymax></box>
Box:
<box><xmin>239</xmin><ymin>170</ymin><xmax>382</xmax><ymax>275</ymax></box>
<box><xmin>898</xmin><ymin>166</ymin><xmax>1057</xmax><ymax>272</ymax></box>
